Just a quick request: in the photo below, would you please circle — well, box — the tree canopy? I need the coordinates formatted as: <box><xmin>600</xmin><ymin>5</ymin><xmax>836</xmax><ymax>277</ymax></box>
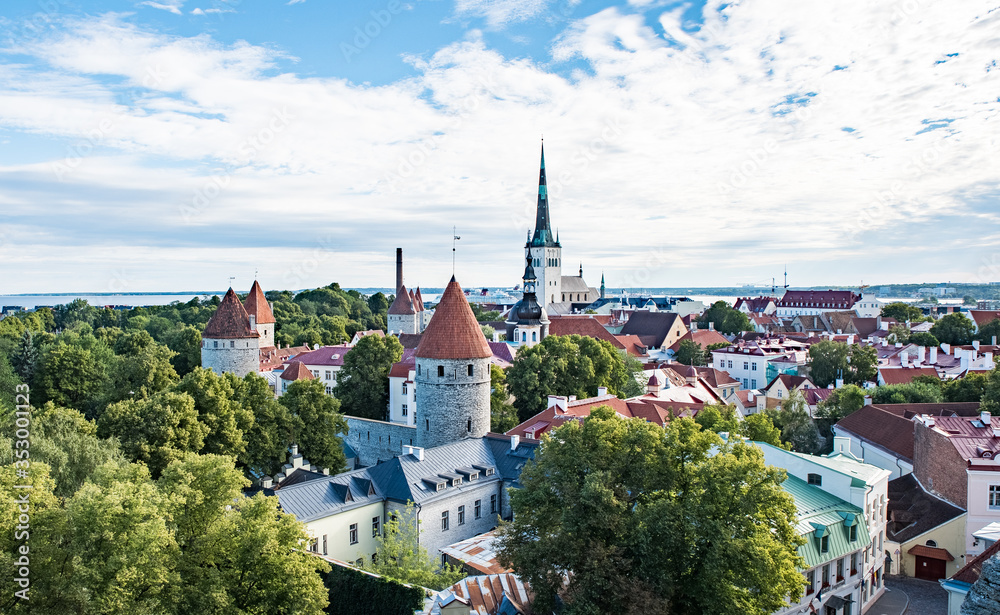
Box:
<box><xmin>698</xmin><ymin>301</ymin><xmax>753</xmax><ymax>335</ymax></box>
<box><xmin>675</xmin><ymin>339</ymin><xmax>706</xmax><ymax>366</ymax></box>
<box><xmin>495</xmin><ymin>407</ymin><xmax>805</xmax><ymax>615</ymax></box>
<box><xmin>335</xmin><ymin>334</ymin><xmax>403</xmax><ymax>420</ymax></box>
<box><xmin>881</xmin><ymin>302</ymin><xmax>924</xmax><ymax>322</ymax></box>
<box><xmin>930</xmin><ymin>313</ymin><xmax>975</xmax><ymax>346</ymax></box>
<box><xmin>365</xmin><ymin>502</ymin><xmax>465</xmax><ymax>591</ymax></box>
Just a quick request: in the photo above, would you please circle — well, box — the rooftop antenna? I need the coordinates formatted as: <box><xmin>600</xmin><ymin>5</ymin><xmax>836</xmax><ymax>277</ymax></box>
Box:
<box><xmin>452</xmin><ymin>226</ymin><xmax>461</xmax><ymax>275</ymax></box>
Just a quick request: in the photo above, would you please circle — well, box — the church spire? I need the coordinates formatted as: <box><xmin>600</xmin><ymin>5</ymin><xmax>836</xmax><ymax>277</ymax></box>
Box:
<box><xmin>529</xmin><ymin>140</ymin><xmax>558</xmax><ymax>248</ymax></box>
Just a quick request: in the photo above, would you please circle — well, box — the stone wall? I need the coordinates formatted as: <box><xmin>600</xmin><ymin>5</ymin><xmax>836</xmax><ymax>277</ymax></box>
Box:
<box><xmin>345</xmin><ymin>416</ymin><xmax>417</xmax><ymax>467</ymax></box>
<box><xmin>387</xmin><ymin>313</ymin><xmax>418</xmax><ymax>335</ymax></box>
<box><xmin>201</xmin><ymin>337</ymin><xmax>259</xmax><ymax>377</ymax></box>
<box><xmin>415</xmin><ymin>480</ymin><xmax>503</xmax><ymax>558</ymax></box>
<box><xmin>414</xmin><ymin>357</ymin><xmax>490</xmax><ymax>450</ymax></box>
<box><xmin>914</xmin><ymin>420</ymin><xmax>968</xmax><ymax>507</ymax></box>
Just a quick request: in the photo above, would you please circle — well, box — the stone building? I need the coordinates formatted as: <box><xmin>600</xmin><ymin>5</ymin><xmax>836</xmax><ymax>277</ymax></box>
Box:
<box><xmin>414</xmin><ymin>276</ymin><xmax>493</xmax><ymax>451</ymax></box>
<box><xmin>201</xmin><ymin>288</ymin><xmax>261</xmax><ymax>377</ymax></box>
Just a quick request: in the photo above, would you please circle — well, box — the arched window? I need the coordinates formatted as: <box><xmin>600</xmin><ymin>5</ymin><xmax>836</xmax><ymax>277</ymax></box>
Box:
<box><xmin>532</xmin><ymin>331</ymin><xmax>537</xmax><ymax>342</ymax></box>
<box><xmin>926</xmin><ymin>540</ymin><xmax>937</xmax><ymax>548</ymax></box>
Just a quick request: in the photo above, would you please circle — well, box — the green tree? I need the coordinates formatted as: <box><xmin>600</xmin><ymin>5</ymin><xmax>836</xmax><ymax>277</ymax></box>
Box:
<box><xmin>944</xmin><ymin>373</ymin><xmax>988</xmax><ymax>403</ymax></box>
<box><xmin>175</xmin><ymin>367</ymin><xmax>254</xmax><ymax>460</ymax></box>
<box><xmin>871</xmin><ymin>382</ymin><xmax>944</xmax><ymax>404</ymax></box>
<box><xmin>335</xmin><ymin>334</ymin><xmax>404</xmax><ymax>420</ymax></box>
<box><xmin>699</xmin><ymin>301</ymin><xmax>753</xmax><ymax>335</ymax></box>
<box><xmin>931</xmin><ymin>313</ymin><xmax>975</xmax><ymax>346</ymax></box>
<box><xmin>909</xmin><ymin>331</ymin><xmax>940</xmax><ymax>348</ymax></box>
<box><xmin>105</xmin><ymin>334</ymin><xmax>179</xmax><ymax>404</ymax></box>
<box><xmin>675</xmin><ymin>339</ymin><xmax>706</xmax><ymax>366</ymax></box>
<box><xmin>366</xmin><ymin>502</ymin><xmax>465</xmax><ymax>590</ymax></box>
<box><xmin>507</xmin><ymin>335</ymin><xmax>642</xmax><ymax>422</ymax></box>
<box><xmin>98</xmin><ymin>391</ymin><xmax>209</xmax><ymax>476</ymax></box>
<box><xmin>977</xmin><ymin>367</ymin><xmax>1000</xmax><ymax>416</ymax></box>
<box><xmin>768</xmin><ymin>390</ymin><xmax>822</xmax><ymax>454</ymax></box>
<box><xmin>282</xmin><ymin>379</ymin><xmax>349</xmax><ymax>474</ymax></box>
<box><xmin>976</xmin><ymin>319</ymin><xmax>1000</xmax><ymax>345</ymax></box>
<box><xmin>34</xmin><ymin>343</ymin><xmax>106</xmax><ymax>414</ymax></box>
<box><xmin>9</xmin><ymin>330</ymin><xmax>38</xmax><ymax>382</ymax></box>
<box><xmin>847</xmin><ymin>344</ymin><xmax>878</xmax><ymax>385</ymax></box>
<box><xmin>740</xmin><ymin>412</ymin><xmax>785</xmax><ymax>448</ymax></box>
<box><xmin>495</xmin><ymin>407</ymin><xmax>805</xmax><ymax>615</ymax></box>
<box><xmin>163</xmin><ymin>324</ymin><xmax>204</xmax><ymax>376</ymax></box>
<box><xmin>881</xmin><ymin>302</ymin><xmax>924</xmax><ymax>322</ymax></box>
<box><xmin>694</xmin><ymin>404</ymin><xmax>740</xmax><ymax>435</ymax></box>
<box><xmin>490</xmin><ymin>365</ymin><xmax>519</xmax><ymax>433</ymax></box>
<box><xmin>815</xmin><ymin>384</ymin><xmax>866</xmax><ymax>423</ymax></box>
<box><xmin>232</xmin><ymin>372</ymin><xmax>300</xmax><ymax>475</ymax></box>
<box><xmin>886</xmin><ymin>323</ymin><xmax>911</xmax><ymax>344</ymax></box>
<box><xmin>963</xmin><ymin>295</ymin><xmax>978</xmax><ymax>306</ymax></box>
<box><xmin>807</xmin><ymin>340</ymin><xmax>848</xmax><ymax>388</ymax></box>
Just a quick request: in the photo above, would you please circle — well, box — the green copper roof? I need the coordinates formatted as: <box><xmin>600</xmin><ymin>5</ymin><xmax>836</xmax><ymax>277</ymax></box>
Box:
<box><xmin>783</xmin><ymin>475</ymin><xmax>870</xmax><ymax>569</ymax></box>
<box><xmin>529</xmin><ymin>141</ymin><xmax>559</xmax><ymax>248</ymax></box>
<box><xmin>789</xmin><ymin>450</ymin><xmax>888</xmax><ymax>489</ymax></box>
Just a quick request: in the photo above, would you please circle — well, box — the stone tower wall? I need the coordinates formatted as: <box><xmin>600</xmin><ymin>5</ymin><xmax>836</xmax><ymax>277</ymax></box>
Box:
<box><xmin>414</xmin><ymin>356</ymin><xmax>491</xmax><ymax>450</ymax></box>
<box><xmin>388</xmin><ymin>313</ymin><xmax>418</xmax><ymax>335</ymax></box>
<box><xmin>256</xmin><ymin>322</ymin><xmax>275</xmax><ymax>348</ymax></box>
<box><xmin>201</xmin><ymin>337</ymin><xmax>260</xmax><ymax>377</ymax></box>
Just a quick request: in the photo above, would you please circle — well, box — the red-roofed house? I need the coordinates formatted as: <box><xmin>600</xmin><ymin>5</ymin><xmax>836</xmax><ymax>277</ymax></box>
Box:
<box><xmin>969</xmin><ymin>310</ymin><xmax>1000</xmax><ymax>330</ymax></box>
<box><xmin>878</xmin><ymin>366</ymin><xmax>941</xmax><ymax>386</ymax></box>
<box><xmin>279</xmin><ymin>361</ymin><xmax>314</xmax><ymax>393</ymax></box>
<box><xmin>281</xmin><ymin>344</ymin><xmax>353</xmax><ymax>395</ymax></box>
<box><xmin>776</xmin><ymin>290</ymin><xmax>861</xmax><ymax>317</ymax></box>
<box><xmin>668</xmin><ymin>328</ymin><xmax>730</xmax><ymax>353</ymax></box>
<box><xmin>760</xmin><ymin>374</ymin><xmax>818</xmax><ymax>411</ymax></box>
<box><xmin>734</xmin><ymin>296</ymin><xmax>777</xmax><ymax>315</ymax></box>
<box><xmin>613</xmin><ymin>334</ymin><xmax>649</xmax><ymax>358</ymax></box>
<box><xmin>547</xmin><ymin>315</ymin><xmax>626</xmax><ymax>350</ymax></box>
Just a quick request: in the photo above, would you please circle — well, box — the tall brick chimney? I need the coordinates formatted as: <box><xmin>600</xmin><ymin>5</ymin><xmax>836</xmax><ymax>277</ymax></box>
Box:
<box><xmin>396</xmin><ymin>248</ymin><xmax>403</xmax><ymax>293</ymax></box>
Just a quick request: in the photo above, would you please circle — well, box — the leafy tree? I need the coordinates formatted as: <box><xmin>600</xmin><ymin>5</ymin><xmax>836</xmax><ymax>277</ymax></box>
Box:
<box><xmin>807</xmin><ymin>340</ymin><xmax>848</xmax><ymax>388</ymax></box>
<box><xmin>871</xmin><ymin>382</ymin><xmax>944</xmax><ymax>404</ymax></box>
<box><xmin>507</xmin><ymin>335</ymin><xmax>642</xmax><ymax>422</ymax></box>
<box><xmin>490</xmin><ymin>365</ymin><xmax>519</xmax><ymax>433</ymax></box>
<box><xmin>675</xmin><ymin>339</ymin><xmax>706</xmax><ymax>366</ymax></box>
<box><xmin>105</xmin><ymin>334</ymin><xmax>179</xmax><ymax>404</ymax></box>
<box><xmin>767</xmin><ymin>390</ymin><xmax>822</xmax><ymax>454</ymax></box>
<box><xmin>694</xmin><ymin>404</ymin><xmax>740</xmax><ymax>435</ymax></box>
<box><xmin>0</xmin><ymin>355</ymin><xmax>21</xmax><ymax>414</ymax></box>
<box><xmin>34</xmin><ymin>343</ymin><xmax>106</xmax><ymax>414</ymax></box>
<box><xmin>963</xmin><ymin>295</ymin><xmax>978</xmax><ymax>306</ymax></box>
<box><xmin>53</xmin><ymin>298</ymin><xmax>98</xmax><ymax>330</ymax></box>
<box><xmin>978</xmin><ymin>367</ymin><xmax>1000</xmax><ymax>416</ymax></box>
<box><xmin>909</xmin><ymin>331</ymin><xmax>940</xmax><ymax>348</ymax></box>
<box><xmin>163</xmin><ymin>324</ymin><xmax>204</xmax><ymax>376</ymax></box>
<box><xmin>98</xmin><ymin>391</ymin><xmax>208</xmax><ymax>476</ymax></box>
<box><xmin>0</xmin><ymin>402</ymin><xmax>123</xmax><ymax>497</ymax></box>
<box><xmin>495</xmin><ymin>407</ymin><xmax>805</xmax><ymax>615</ymax></box>
<box><xmin>976</xmin><ymin>319</ymin><xmax>1000</xmax><ymax>345</ymax></box>
<box><xmin>815</xmin><ymin>384</ymin><xmax>866</xmax><ymax>423</ymax></box>
<box><xmin>231</xmin><ymin>372</ymin><xmax>300</xmax><ymax>475</ymax></box>
<box><xmin>335</xmin><ymin>334</ymin><xmax>404</xmax><ymax>420</ymax></box>
<box><xmin>706</xmin><ymin>341</ymin><xmax>731</xmax><ymax>353</ymax></box>
<box><xmin>886</xmin><ymin>323</ymin><xmax>911</xmax><ymax>344</ymax></box>
<box><xmin>881</xmin><ymin>302</ymin><xmax>924</xmax><ymax>322</ymax></box>
<box><xmin>480</xmin><ymin>324</ymin><xmax>495</xmax><ymax>340</ymax></box>
<box><xmin>175</xmin><ymin>367</ymin><xmax>254</xmax><ymax>460</ymax></box>
<box><xmin>931</xmin><ymin>313</ymin><xmax>975</xmax><ymax>346</ymax></box>
<box><xmin>366</xmin><ymin>291</ymin><xmax>390</xmax><ymax>316</ymax></box>
<box><xmin>282</xmin><ymin>379</ymin><xmax>349</xmax><ymax>474</ymax></box>
<box><xmin>944</xmin><ymin>372</ymin><xmax>988</xmax><ymax>403</ymax></box>
<box><xmin>366</xmin><ymin>502</ymin><xmax>465</xmax><ymax>590</ymax></box>
<box><xmin>961</xmin><ymin>553</ymin><xmax>1000</xmax><ymax>615</ymax></box>
<box><xmin>699</xmin><ymin>301</ymin><xmax>753</xmax><ymax>335</ymax></box>
<box><xmin>9</xmin><ymin>330</ymin><xmax>38</xmax><ymax>382</ymax></box>
<box><xmin>846</xmin><ymin>344</ymin><xmax>878</xmax><ymax>385</ymax></box>
<box><xmin>740</xmin><ymin>412</ymin><xmax>785</xmax><ymax>448</ymax></box>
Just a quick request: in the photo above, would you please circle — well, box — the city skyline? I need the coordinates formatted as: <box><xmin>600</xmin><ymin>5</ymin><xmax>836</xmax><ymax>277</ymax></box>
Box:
<box><xmin>0</xmin><ymin>0</ymin><xmax>997</xmax><ymax>293</ymax></box>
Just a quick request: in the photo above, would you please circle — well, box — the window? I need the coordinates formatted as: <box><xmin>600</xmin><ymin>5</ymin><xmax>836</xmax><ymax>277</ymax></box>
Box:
<box><xmin>806</xmin><ymin>570</ymin><xmax>814</xmax><ymax>592</ymax></box>
<box><xmin>751</xmin><ymin>379</ymin><xmax>757</xmax><ymax>388</ymax></box>
<box><xmin>727</xmin><ymin>360</ymin><xmax>733</xmax><ymax>369</ymax></box>
<box><xmin>230</xmin><ymin>341</ymin><xmax>235</xmax><ymax>348</ymax></box>
<box><xmin>490</xmin><ymin>494</ymin><xmax>497</xmax><ymax>514</ymax></box>
<box><xmin>751</xmin><ymin>362</ymin><xmax>757</xmax><ymax>371</ymax></box>
<box><xmin>402</xmin><ymin>404</ymin><xmax>408</xmax><ymax>416</ymax></box>
<box><xmin>822</xmin><ymin>563</ymin><xmax>830</xmax><ymax>586</ymax></box>
<box><xmin>467</xmin><ymin>418</ymin><xmax>472</xmax><ymax>432</ymax></box>
<box><xmin>322</xmin><ymin>534</ymin><xmax>328</xmax><ymax>555</ymax></box>
<box><xmin>467</xmin><ymin>364</ymin><xmax>473</xmax><ymax>376</ymax></box>
<box><xmin>312</xmin><ymin>370</ymin><xmax>319</xmax><ymax>378</ymax></box>
<box><xmin>441</xmin><ymin>511</ymin><xmax>449</xmax><ymax>531</ymax></box>
<box><xmin>458</xmin><ymin>505</ymin><xmax>465</xmax><ymax>525</ymax></box>
<box><xmin>402</xmin><ymin>383</ymin><xmax>407</xmax><ymax>394</ymax></box>
<box><xmin>743</xmin><ymin>361</ymin><xmax>749</xmax><ymax>370</ymax></box>
<box><xmin>743</xmin><ymin>378</ymin><xmax>748</xmax><ymax>388</ymax></box>
<box><xmin>850</xmin><ymin>553</ymin><xmax>858</xmax><ymax>574</ymax></box>
<box><xmin>926</xmin><ymin>539</ymin><xmax>937</xmax><ymax>548</ymax></box>
<box><xmin>777</xmin><ymin>390</ymin><xmax>783</xmax><ymax>399</ymax></box>
<box><xmin>213</xmin><ymin>340</ymin><xmax>218</xmax><ymax>348</ymax></box>
<box><xmin>821</xmin><ymin>535</ymin><xmax>829</xmax><ymax>553</ymax></box>
<box><xmin>990</xmin><ymin>485</ymin><xmax>1000</xmax><ymax>509</ymax></box>
<box><xmin>437</xmin><ymin>365</ymin><xmax>444</xmax><ymax>377</ymax></box>
<box><xmin>532</xmin><ymin>331</ymin><xmax>537</xmax><ymax>342</ymax></box>
<box><xmin>309</xmin><ymin>538</ymin><xmax>318</xmax><ymax>553</ymax></box>
<box><xmin>349</xmin><ymin>524</ymin><xmax>358</xmax><ymax>545</ymax></box>
<box><xmin>850</xmin><ymin>524</ymin><xmax>858</xmax><ymax>542</ymax></box>
<box><xmin>418</xmin><ymin>364</ymin><xmax>421</xmax><ymax>375</ymax></box>
<box><xmin>836</xmin><ymin>558</ymin><xmax>844</xmax><ymax>580</ymax></box>
<box><xmin>808</xmin><ymin>473</ymin><xmax>823</xmax><ymax>486</ymax></box>
<box><xmin>475</xmin><ymin>499</ymin><xmax>482</xmax><ymax>519</ymax></box>
<box><xmin>325</xmin><ymin>370</ymin><xmax>332</xmax><ymax>380</ymax></box>
<box><xmin>426</xmin><ymin>419</ymin><xmax>429</xmax><ymax>430</ymax></box>
<box><xmin>522</xmin><ymin>331</ymin><xmax>527</xmax><ymax>342</ymax></box>
<box><xmin>326</xmin><ymin>386</ymin><xmax>333</xmax><ymax>395</ymax></box>
<box><xmin>372</xmin><ymin>516</ymin><xmax>380</xmax><ymax>537</ymax></box>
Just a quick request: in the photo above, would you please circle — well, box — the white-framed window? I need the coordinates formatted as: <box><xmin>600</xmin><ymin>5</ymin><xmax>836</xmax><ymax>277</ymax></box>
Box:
<box><xmin>402</xmin><ymin>404</ymin><xmax>408</xmax><ymax>416</ymax></box>
<box><xmin>777</xmin><ymin>390</ymin><xmax>783</xmax><ymax>399</ymax></box>
<box><xmin>751</xmin><ymin>379</ymin><xmax>757</xmax><ymax>388</ymax></box>
<box><xmin>372</xmin><ymin>516</ymin><xmax>380</xmax><ymax>537</ymax></box>
<box><xmin>990</xmin><ymin>485</ymin><xmax>1000</xmax><ymax>509</ymax></box>
<box><xmin>743</xmin><ymin>361</ymin><xmax>749</xmax><ymax>370</ymax></box>
<box><xmin>727</xmin><ymin>360</ymin><xmax>733</xmax><ymax>368</ymax></box>
<box><xmin>325</xmin><ymin>370</ymin><xmax>332</xmax><ymax>380</ymax></box>
<box><xmin>751</xmin><ymin>362</ymin><xmax>757</xmax><ymax>371</ymax></box>
<box><xmin>402</xmin><ymin>383</ymin><xmax>407</xmax><ymax>394</ymax></box>
<box><xmin>458</xmin><ymin>505</ymin><xmax>465</xmax><ymax>525</ymax></box>
<box><xmin>349</xmin><ymin>524</ymin><xmax>358</xmax><ymax>545</ymax></box>
<box><xmin>326</xmin><ymin>386</ymin><xmax>333</xmax><ymax>395</ymax></box>
<box><xmin>441</xmin><ymin>511</ymin><xmax>449</xmax><ymax>531</ymax></box>
<box><xmin>475</xmin><ymin>499</ymin><xmax>482</xmax><ymax>519</ymax></box>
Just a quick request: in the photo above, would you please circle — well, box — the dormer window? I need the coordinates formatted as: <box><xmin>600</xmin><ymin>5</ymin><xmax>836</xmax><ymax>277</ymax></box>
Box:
<box><xmin>437</xmin><ymin>482</ymin><xmax>445</xmax><ymax>492</ymax></box>
<box><xmin>485</xmin><ymin>468</ymin><xmax>494</xmax><ymax>477</ymax></box>
<box><xmin>452</xmin><ymin>478</ymin><xmax>462</xmax><ymax>487</ymax></box>
<box><xmin>820</xmin><ymin>535</ymin><xmax>829</xmax><ymax>553</ymax></box>
<box><xmin>808</xmin><ymin>473</ymin><xmax>822</xmax><ymax>486</ymax></box>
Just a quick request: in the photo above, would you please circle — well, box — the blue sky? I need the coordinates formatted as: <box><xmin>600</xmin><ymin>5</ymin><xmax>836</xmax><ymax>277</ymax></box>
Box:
<box><xmin>0</xmin><ymin>0</ymin><xmax>998</xmax><ymax>293</ymax></box>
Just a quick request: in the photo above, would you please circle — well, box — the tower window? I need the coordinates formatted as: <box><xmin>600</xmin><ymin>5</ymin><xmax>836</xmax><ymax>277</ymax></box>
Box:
<box><xmin>438</xmin><ymin>365</ymin><xmax>444</xmax><ymax>377</ymax></box>
<box><xmin>214</xmin><ymin>341</ymin><xmax>218</xmax><ymax>348</ymax></box>
<box><xmin>467</xmin><ymin>364</ymin><xmax>473</xmax><ymax>376</ymax></box>
<box><xmin>426</xmin><ymin>419</ymin><xmax>429</xmax><ymax>430</ymax></box>
<box><xmin>532</xmin><ymin>331</ymin><xmax>537</xmax><ymax>342</ymax></box>
<box><xmin>467</xmin><ymin>418</ymin><xmax>472</xmax><ymax>432</ymax></box>
<box><xmin>230</xmin><ymin>341</ymin><xmax>234</xmax><ymax>348</ymax></box>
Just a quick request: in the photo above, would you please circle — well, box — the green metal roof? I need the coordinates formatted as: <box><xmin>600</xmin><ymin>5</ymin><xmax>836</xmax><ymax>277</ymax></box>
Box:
<box><xmin>789</xmin><ymin>450</ymin><xmax>888</xmax><ymax>488</ymax></box>
<box><xmin>783</xmin><ymin>475</ymin><xmax>871</xmax><ymax>569</ymax></box>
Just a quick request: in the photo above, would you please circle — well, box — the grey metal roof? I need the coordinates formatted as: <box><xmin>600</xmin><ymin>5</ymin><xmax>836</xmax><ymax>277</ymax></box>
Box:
<box><xmin>276</xmin><ymin>466</ymin><xmax>385</xmax><ymax>523</ymax></box>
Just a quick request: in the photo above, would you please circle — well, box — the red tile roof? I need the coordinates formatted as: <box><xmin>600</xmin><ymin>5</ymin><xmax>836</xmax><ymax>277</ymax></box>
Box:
<box><xmin>835</xmin><ymin>405</ymin><xmax>916</xmax><ymax>461</ymax></box>
<box><xmin>734</xmin><ymin>296</ymin><xmax>776</xmax><ymax>313</ymax></box>
<box><xmin>669</xmin><ymin>329</ymin><xmax>730</xmax><ymax>352</ymax></box>
<box><xmin>416</xmin><ymin>277</ymin><xmax>492</xmax><ymax>360</ymax></box>
<box><xmin>952</xmin><ymin>540</ymin><xmax>1000</xmax><ymax>584</ymax></box>
<box><xmin>203</xmin><ymin>288</ymin><xmax>260</xmax><ymax>339</ymax></box>
<box><xmin>414</xmin><ymin>287</ymin><xmax>425</xmax><ymax>311</ymax></box>
<box><xmin>397</xmin><ymin>333</ymin><xmax>422</xmax><ymax>349</ymax></box>
<box><xmin>613</xmin><ymin>334</ymin><xmax>648</xmax><ymax>357</ymax></box>
<box><xmin>878</xmin><ymin>366</ymin><xmax>940</xmax><ymax>385</ymax></box>
<box><xmin>931</xmin><ymin>415</ymin><xmax>1000</xmax><ymax>466</ymax></box>
<box><xmin>280</xmin><ymin>361</ymin><xmax>314</xmax><ymax>381</ymax></box>
<box><xmin>693</xmin><ymin>367</ymin><xmax>739</xmax><ymax>388</ymax></box>
<box><xmin>506</xmin><ymin>395</ymin><xmax>632</xmax><ymax>439</ymax></box>
<box><xmin>548</xmin><ymin>315</ymin><xmax>624</xmax><ymax>349</ymax></box>
<box><xmin>969</xmin><ymin>310</ymin><xmax>1000</xmax><ymax>327</ymax></box>
<box><xmin>764</xmin><ymin>373</ymin><xmax>814</xmax><ymax>391</ymax></box>
<box><xmin>906</xmin><ymin>544</ymin><xmax>954</xmax><ymax>561</ymax></box>
<box><xmin>801</xmin><ymin>388</ymin><xmax>834</xmax><ymax>406</ymax></box>
<box><xmin>243</xmin><ymin>280</ymin><xmax>276</xmax><ymax>324</ymax></box>
<box><xmin>776</xmin><ymin>290</ymin><xmax>860</xmax><ymax>309</ymax></box>
<box><xmin>289</xmin><ymin>345</ymin><xmax>353</xmax><ymax>367</ymax></box>
<box><xmin>387</xmin><ymin>284</ymin><xmax>416</xmax><ymax>315</ymax></box>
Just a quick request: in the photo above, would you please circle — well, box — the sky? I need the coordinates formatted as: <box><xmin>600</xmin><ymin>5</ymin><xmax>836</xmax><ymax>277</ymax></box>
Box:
<box><xmin>0</xmin><ymin>0</ymin><xmax>997</xmax><ymax>294</ymax></box>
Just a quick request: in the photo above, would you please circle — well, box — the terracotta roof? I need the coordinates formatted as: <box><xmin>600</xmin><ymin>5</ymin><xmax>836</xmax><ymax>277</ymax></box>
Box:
<box><xmin>969</xmin><ymin>310</ymin><xmax>1000</xmax><ymax>328</ymax></box>
<box><xmin>202</xmin><ymin>288</ymin><xmax>260</xmax><ymax>339</ymax></box>
<box><xmin>801</xmin><ymin>388</ymin><xmax>834</xmax><ymax>406</ymax></box>
<box><xmin>764</xmin><ymin>374</ymin><xmax>815</xmax><ymax>391</ymax></box>
<box><xmin>878</xmin><ymin>366</ymin><xmax>940</xmax><ymax>385</ymax></box>
<box><xmin>871</xmin><ymin>403</ymin><xmax>981</xmax><ymax>419</ymax></box>
<box><xmin>548</xmin><ymin>315</ymin><xmax>624</xmax><ymax>349</ymax></box>
<box><xmin>259</xmin><ymin>344</ymin><xmax>312</xmax><ymax>371</ymax></box>
<box><xmin>280</xmin><ymin>361</ymin><xmax>314</xmax><ymax>381</ymax></box>
<box><xmin>907</xmin><ymin>544</ymin><xmax>955</xmax><ymax>561</ymax></box>
<box><xmin>613</xmin><ymin>334</ymin><xmax>648</xmax><ymax>357</ymax></box>
<box><xmin>388</xmin><ymin>360</ymin><xmax>414</xmax><ymax>379</ymax></box>
<box><xmin>777</xmin><ymin>290</ymin><xmax>860</xmax><ymax>309</ymax></box>
<box><xmin>414</xmin><ymin>287</ymin><xmax>424</xmax><ymax>312</ymax></box>
<box><xmin>693</xmin><ymin>367</ymin><xmax>739</xmax><ymax>388</ymax></box>
<box><xmin>668</xmin><ymin>329</ymin><xmax>730</xmax><ymax>352</ymax></box>
<box><xmin>952</xmin><ymin>540</ymin><xmax>1000</xmax><ymax>584</ymax></box>
<box><xmin>416</xmin><ymin>277</ymin><xmax>492</xmax><ymax>360</ymax></box>
<box><xmin>852</xmin><ymin>317</ymin><xmax>878</xmax><ymax>338</ymax></box>
<box><xmin>835</xmin><ymin>405</ymin><xmax>916</xmax><ymax>461</ymax></box>
<box><xmin>409</xmin><ymin>288</ymin><xmax>420</xmax><ymax>312</ymax></box>
<box><xmin>930</xmin><ymin>415</ymin><xmax>1000</xmax><ymax>466</ymax></box>
<box><xmin>387</xmin><ymin>284</ymin><xmax>416</xmax><ymax>315</ymax></box>
<box><xmin>243</xmin><ymin>280</ymin><xmax>276</xmax><ymax>324</ymax></box>
<box><xmin>734</xmin><ymin>296</ymin><xmax>776</xmax><ymax>313</ymax></box>
<box><xmin>488</xmin><ymin>341</ymin><xmax>515</xmax><ymax>364</ymax></box>
<box><xmin>887</xmin><ymin>474</ymin><xmax>964</xmax><ymax>544</ymax></box>
<box><xmin>506</xmin><ymin>395</ymin><xmax>633</xmax><ymax>439</ymax></box>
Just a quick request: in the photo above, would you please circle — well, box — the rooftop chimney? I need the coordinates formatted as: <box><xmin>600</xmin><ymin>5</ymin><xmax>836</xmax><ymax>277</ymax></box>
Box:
<box><xmin>291</xmin><ymin>444</ymin><xmax>298</xmax><ymax>456</ymax></box>
<box><xmin>918</xmin><ymin>346</ymin><xmax>926</xmax><ymax>364</ymax></box>
<box><xmin>411</xmin><ymin>446</ymin><xmax>425</xmax><ymax>461</ymax></box>
<box><xmin>249</xmin><ymin>314</ymin><xmax>256</xmax><ymax>329</ymax></box>
<box><xmin>864</xmin><ymin>395</ymin><xmax>872</xmax><ymax>406</ymax></box>
<box><xmin>981</xmin><ymin>411</ymin><xmax>991</xmax><ymax>426</ymax></box>
<box><xmin>396</xmin><ymin>248</ymin><xmax>403</xmax><ymax>293</ymax></box>
<box><xmin>708</xmin><ymin>321</ymin><xmax>715</xmax><ymax>331</ymax></box>
<box><xmin>974</xmin><ymin>340</ymin><xmax>981</xmax><ymax>351</ymax></box>
<box><xmin>597</xmin><ymin>386</ymin><xmax>608</xmax><ymax>397</ymax></box>
<box><xmin>900</xmin><ymin>351</ymin><xmax>909</xmax><ymax>368</ymax></box>
<box><xmin>930</xmin><ymin>346</ymin><xmax>938</xmax><ymax>363</ymax></box>
<box><xmin>260</xmin><ymin>476</ymin><xmax>273</xmax><ymax>489</ymax></box>
<box><xmin>548</xmin><ymin>395</ymin><xmax>569</xmax><ymax>413</ymax></box>
<box><xmin>834</xmin><ymin>436</ymin><xmax>851</xmax><ymax>455</ymax></box>
<box><xmin>511</xmin><ymin>435</ymin><xmax>520</xmax><ymax>451</ymax></box>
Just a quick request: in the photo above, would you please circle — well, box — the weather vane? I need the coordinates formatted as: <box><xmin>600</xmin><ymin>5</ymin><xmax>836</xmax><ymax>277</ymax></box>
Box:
<box><xmin>452</xmin><ymin>227</ymin><xmax>461</xmax><ymax>275</ymax></box>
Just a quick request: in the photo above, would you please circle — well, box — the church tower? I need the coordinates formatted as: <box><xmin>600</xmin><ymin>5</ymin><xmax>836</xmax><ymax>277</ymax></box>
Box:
<box><xmin>525</xmin><ymin>140</ymin><xmax>561</xmax><ymax>309</ymax></box>
<box><xmin>414</xmin><ymin>276</ymin><xmax>492</xmax><ymax>450</ymax></box>
<box><xmin>505</xmin><ymin>253</ymin><xmax>549</xmax><ymax>347</ymax></box>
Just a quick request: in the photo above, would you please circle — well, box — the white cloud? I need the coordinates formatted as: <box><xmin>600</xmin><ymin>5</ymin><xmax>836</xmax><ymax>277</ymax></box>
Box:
<box><xmin>0</xmin><ymin>2</ymin><xmax>998</xmax><ymax>292</ymax></box>
<box><xmin>140</xmin><ymin>1</ymin><xmax>185</xmax><ymax>15</ymax></box>
<box><xmin>454</xmin><ymin>0</ymin><xmax>554</xmax><ymax>28</ymax></box>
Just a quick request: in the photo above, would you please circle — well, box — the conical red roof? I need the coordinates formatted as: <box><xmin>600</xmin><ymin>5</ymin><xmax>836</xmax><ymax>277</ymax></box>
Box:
<box><xmin>203</xmin><ymin>288</ymin><xmax>260</xmax><ymax>339</ymax></box>
<box><xmin>280</xmin><ymin>361</ymin><xmax>314</xmax><ymax>381</ymax></box>
<box><xmin>409</xmin><ymin>288</ymin><xmax>421</xmax><ymax>312</ymax></box>
<box><xmin>416</xmin><ymin>277</ymin><xmax>492</xmax><ymax>360</ymax></box>
<box><xmin>243</xmin><ymin>280</ymin><xmax>276</xmax><ymax>324</ymax></box>
<box><xmin>388</xmin><ymin>284</ymin><xmax>417</xmax><ymax>315</ymax></box>
<box><xmin>414</xmin><ymin>287</ymin><xmax>424</xmax><ymax>311</ymax></box>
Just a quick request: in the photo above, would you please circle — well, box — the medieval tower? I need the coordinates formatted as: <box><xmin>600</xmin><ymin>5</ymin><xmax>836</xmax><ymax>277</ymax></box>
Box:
<box><xmin>244</xmin><ymin>279</ymin><xmax>276</xmax><ymax>349</ymax></box>
<box><xmin>201</xmin><ymin>288</ymin><xmax>261</xmax><ymax>377</ymax></box>
<box><xmin>414</xmin><ymin>276</ymin><xmax>492</xmax><ymax>450</ymax></box>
